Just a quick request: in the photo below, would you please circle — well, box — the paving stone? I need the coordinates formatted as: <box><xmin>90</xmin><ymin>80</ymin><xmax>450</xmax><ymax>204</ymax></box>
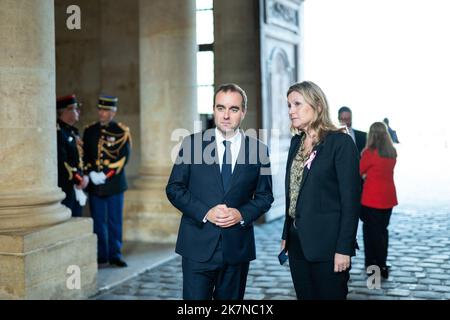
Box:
<box><xmin>265</xmin><ymin>288</ymin><xmax>294</xmax><ymax>295</ymax></box>
<box><xmin>244</xmin><ymin>293</ymin><xmax>266</xmax><ymax>300</ymax></box>
<box><xmin>268</xmin><ymin>271</ymin><xmax>291</xmax><ymax>277</ymax></box>
<box><xmin>254</xmin><ymin>282</ymin><xmax>278</xmax><ymax>288</ymax></box>
<box><xmin>423</xmin><ymin>259</ymin><xmax>445</xmax><ymax>264</ymax></box>
<box><xmin>255</xmin><ymin>276</ymin><xmax>278</xmax><ymax>282</ymax></box>
<box><xmin>409</xmin><ymin>246</ymin><xmax>431</xmax><ymax>251</ymax></box>
<box><xmin>398</xmin><ymin>284</ymin><xmax>428</xmax><ymax>291</ymax></box>
<box><xmin>353</xmin><ymin>288</ymin><xmax>384</xmax><ymax>295</ymax></box>
<box><xmin>139</xmin><ymin>282</ymin><xmax>161</xmax><ymax>290</ymax></box>
<box><xmin>249</xmin><ymin>270</ymin><xmax>268</xmax><ymax>276</ymax></box>
<box><xmin>390</xmin><ymin>271</ymin><xmax>412</xmax><ymax>277</ymax></box>
<box><xmin>244</xmin><ymin>287</ymin><xmax>264</xmax><ymax>294</ymax></box>
<box><xmin>112</xmin><ymin>287</ymin><xmax>138</xmax><ymax>295</ymax></box>
<box><xmin>428</xmin><ymin>273</ymin><xmax>450</xmax><ymax>280</ymax></box>
<box><xmin>412</xmin><ymin>291</ymin><xmax>445</xmax><ymax>300</ymax></box>
<box><xmin>429</xmin><ymin>285</ymin><xmax>450</xmax><ymax>292</ymax></box>
<box><xmin>379</xmin><ymin>281</ymin><xmax>397</xmax><ymax>289</ymax></box>
<box><xmin>160</xmin><ymin>283</ymin><xmax>182</xmax><ymax>291</ymax></box>
<box><xmin>136</xmin><ymin>289</ymin><xmax>161</xmax><ymax>297</ymax></box>
<box><xmin>368</xmin><ymin>295</ymin><xmax>400</xmax><ymax>300</ymax></box>
<box><xmin>417</xmin><ymin>263</ymin><xmax>438</xmax><ymax>268</ymax></box>
<box><xmin>430</xmin><ymin>255</ymin><xmax>450</xmax><ymax>259</ymax></box>
<box><xmin>419</xmin><ymin>278</ymin><xmax>442</xmax><ymax>285</ymax></box>
<box><xmin>428</xmin><ymin>242</ymin><xmax>447</xmax><ymax>247</ymax></box>
<box><xmin>393</xmin><ymin>261</ymin><xmax>419</xmax><ymax>267</ymax></box>
<box><xmin>401</xmin><ymin>266</ymin><xmax>424</xmax><ymax>272</ymax></box>
<box><xmin>386</xmin><ymin>289</ymin><xmax>411</xmax><ymax>297</ymax></box>
<box><xmin>269</xmin><ymin>295</ymin><xmax>296</xmax><ymax>300</ymax></box>
<box><xmin>398</xmin><ymin>257</ymin><xmax>421</xmax><ymax>262</ymax></box>
<box><xmin>393</xmin><ymin>277</ymin><xmax>419</xmax><ymax>283</ymax></box>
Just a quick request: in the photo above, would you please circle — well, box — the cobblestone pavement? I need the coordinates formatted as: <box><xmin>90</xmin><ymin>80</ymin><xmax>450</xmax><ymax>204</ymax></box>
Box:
<box><xmin>95</xmin><ymin>207</ymin><xmax>450</xmax><ymax>300</ymax></box>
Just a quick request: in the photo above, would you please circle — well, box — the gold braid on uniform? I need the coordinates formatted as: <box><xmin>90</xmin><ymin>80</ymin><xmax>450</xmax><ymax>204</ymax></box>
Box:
<box><xmin>97</xmin><ymin>123</ymin><xmax>131</xmax><ymax>174</ymax></box>
<box><xmin>75</xmin><ymin>136</ymin><xmax>84</xmax><ymax>170</ymax></box>
<box><xmin>64</xmin><ymin>162</ymin><xmax>78</xmax><ymax>181</ymax></box>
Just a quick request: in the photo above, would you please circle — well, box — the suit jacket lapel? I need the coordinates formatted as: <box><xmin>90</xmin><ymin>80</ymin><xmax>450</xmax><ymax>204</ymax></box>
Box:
<box><xmin>298</xmin><ymin>140</ymin><xmax>325</xmax><ymax>194</ymax></box>
<box><xmin>285</xmin><ymin>134</ymin><xmax>303</xmax><ymax>193</ymax></box>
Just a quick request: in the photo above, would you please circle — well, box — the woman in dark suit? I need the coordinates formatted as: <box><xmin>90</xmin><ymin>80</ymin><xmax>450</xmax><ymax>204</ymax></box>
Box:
<box><xmin>360</xmin><ymin>122</ymin><xmax>398</xmax><ymax>279</ymax></box>
<box><xmin>280</xmin><ymin>81</ymin><xmax>361</xmax><ymax>300</ymax></box>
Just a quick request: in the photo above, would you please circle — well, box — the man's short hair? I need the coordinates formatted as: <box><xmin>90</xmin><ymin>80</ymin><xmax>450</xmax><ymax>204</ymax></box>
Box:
<box><xmin>214</xmin><ymin>83</ymin><xmax>248</xmax><ymax>111</ymax></box>
<box><xmin>338</xmin><ymin>106</ymin><xmax>352</xmax><ymax>116</ymax></box>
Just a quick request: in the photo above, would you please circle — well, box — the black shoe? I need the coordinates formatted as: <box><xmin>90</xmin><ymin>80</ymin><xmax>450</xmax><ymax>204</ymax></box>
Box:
<box><xmin>380</xmin><ymin>267</ymin><xmax>389</xmax><ymax>279</ymax></box>
<box><xmin>97</xmin><ymin>259</ymin><xmax>108</xmax><ymax>264</ymax></box>
<box><xmin>110</xmin><ymin>259</ymin><xmax>128</xmax><ymax>267</ymax></box>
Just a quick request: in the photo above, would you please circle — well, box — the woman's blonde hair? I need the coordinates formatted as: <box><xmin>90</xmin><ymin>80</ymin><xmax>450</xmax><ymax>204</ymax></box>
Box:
<box><xmin>366</xmin><ymin>122</ymin><xmax>397</xmax><ymax>159</ymax></box>
<box><xmin>287</xmin><ymin>81</ymin><xmax>342</xmax><ymax>142</ymax></box>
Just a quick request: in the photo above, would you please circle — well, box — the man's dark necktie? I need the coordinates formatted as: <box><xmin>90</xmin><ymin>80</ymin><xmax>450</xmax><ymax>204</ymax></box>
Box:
<box><xmin>222</xmin><ymin>140</ymin><xmax>232</xmax><ymax>191</ymax></box>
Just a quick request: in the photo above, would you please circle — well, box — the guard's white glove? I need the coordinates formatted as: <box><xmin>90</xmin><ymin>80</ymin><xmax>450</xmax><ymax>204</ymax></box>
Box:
<box><xmin>89</xmin><ymin>171</ymin><xmax>106</xmax><ymax>185</ymax></box>
<box><xmin>73</xmin><ymin>185</ymin><xmax>87</xmax><ymax>206</ymax></box>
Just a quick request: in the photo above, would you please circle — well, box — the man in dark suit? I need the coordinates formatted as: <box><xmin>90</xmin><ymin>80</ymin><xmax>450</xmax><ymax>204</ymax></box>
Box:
<box><xmin>56</xmin><ymin>94</ymin><xmax>89</xmax><ymax>217</ymax></box>
<box><xmin>338</xmin><ymin>106</ymin><xmax>367</xmax><ymax>155</ymax></box>
<box><xmin>166</xmin><ymin>83</ymin><xmax>274</xmax><ymax>300</ymax></box>
<box><xmin>83</xmin><ymin>95</ymin><xmax>131</xmax><ymax>267</ymax></box>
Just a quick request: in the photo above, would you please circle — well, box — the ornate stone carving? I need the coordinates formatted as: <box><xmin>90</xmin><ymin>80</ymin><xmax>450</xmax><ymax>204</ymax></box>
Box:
<box><xmin>267</xmin><ymin>47</ymin><xmax>294</xmax><ymax>143</ymax></box>
<box><xmin>265</xmin><ymin>0</ymin><xmax>300</xmax><ymax>32</ymax></box>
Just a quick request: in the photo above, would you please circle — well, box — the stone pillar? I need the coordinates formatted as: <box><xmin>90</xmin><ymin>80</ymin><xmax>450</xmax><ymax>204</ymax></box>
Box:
<box><xmin>123</xmin><ymin>0</ymin><xmax>198</xmax><ymax>243</ymax></box>
<box><xmin>0</xmin><ymin>0</ymin><xmax>96</xmax><ymax>299</ymax></box>
<box><xmin>214</xmin><ymin>0</ymin><xmax>261</xmax><ymax>131</ymax></box>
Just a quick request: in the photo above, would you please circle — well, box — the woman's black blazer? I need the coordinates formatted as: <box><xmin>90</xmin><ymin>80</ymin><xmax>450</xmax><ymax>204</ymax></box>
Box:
<box><xmin>282</xmin><ymin>131</ymin><xmax>361</xmax><ymax>262</ymax></box>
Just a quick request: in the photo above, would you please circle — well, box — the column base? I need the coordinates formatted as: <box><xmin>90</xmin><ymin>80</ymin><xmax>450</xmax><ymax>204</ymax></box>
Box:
<box><xmin>0</xmin><ymin>218</ymin><xmax>97</xmax><ymax>299</ymax></box>
<box><xmin>124</xmin><ymin>181</ymin><xmax>180</xmax><ymax>243</ymax></box>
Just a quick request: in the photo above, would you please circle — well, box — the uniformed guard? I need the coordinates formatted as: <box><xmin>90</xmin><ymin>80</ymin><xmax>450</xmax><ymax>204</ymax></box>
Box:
<box><xmin>57</xmin><ymin>94</ymin><xmax>88</xmax><ymax>217</ymax></box>
<box><xmin>83</xmin><ymin>95</ymin><xmax>131</xmax><ymax>267</ymax></box>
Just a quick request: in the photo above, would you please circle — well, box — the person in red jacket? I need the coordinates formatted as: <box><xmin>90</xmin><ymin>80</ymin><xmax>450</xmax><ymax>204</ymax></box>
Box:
<box><xmin>360</xmin><ymin>122</ymin><xmax>398</xmax><ymax>279</ymax></box>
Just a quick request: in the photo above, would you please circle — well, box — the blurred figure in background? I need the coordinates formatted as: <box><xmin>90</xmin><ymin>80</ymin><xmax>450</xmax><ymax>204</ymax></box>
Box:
<box><xmin>360</xmin><ymin>122</ymin><xmax>398</xmax><ymax>279</ymax></box>
<box><xmin>383</xmin><ymin>118</ymin><xmax>400</xmax><ymax>143</ymax></box>
<box><xmin>338</xmin><ymin>106</ymin><xmax>366</xmax><ymax>156</ymax></box>
<box><xmin>56</xmin><ymin>94</ymin><xmax>89</xmax><ymax>217</ymax></box>
<box><xmin>83</xmin><ymin>95</ymin><xmax>132</xmax><ymax>267</ymax></box>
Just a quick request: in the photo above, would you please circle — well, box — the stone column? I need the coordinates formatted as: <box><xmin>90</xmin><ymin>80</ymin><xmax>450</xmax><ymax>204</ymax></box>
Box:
<box><xmin>0</xmin><ymin>0</ymin><xmax>96</xmax><ymax>299</ymax></box>
<box><xmin>123</xmin><ymin>0</ymin><xmax>198</xmax><ymax>243</ymax></box>
<box><xmin>214</xmin><ymin>0</ymin><xmax>261</xmax><ymax>131</ymax></box>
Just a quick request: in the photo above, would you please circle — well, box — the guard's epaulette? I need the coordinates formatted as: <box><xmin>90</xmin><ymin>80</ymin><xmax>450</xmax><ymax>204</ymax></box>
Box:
<box><xmin>84</xmin><ymin>121</ymin><xmax>97</xmax><ymax>130</ymax></box>
<box><xmin>117</xmin><ymin>122</ymin><xmax>130</xmax><ymax>132</ymax></box>
<box><xmin>118</xmin><ymin>122</ymin><xmax>132</xmax><ymax>148</ymax></box>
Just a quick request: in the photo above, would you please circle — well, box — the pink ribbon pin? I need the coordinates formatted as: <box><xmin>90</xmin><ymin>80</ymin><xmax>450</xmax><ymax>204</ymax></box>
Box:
<box><xmin>305</xmin><ymin>150</ymin><xmax>317</xmax><ymax>170</ymax></box>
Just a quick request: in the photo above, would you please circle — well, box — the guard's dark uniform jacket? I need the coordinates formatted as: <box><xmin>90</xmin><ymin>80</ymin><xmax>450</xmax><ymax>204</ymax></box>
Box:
<box><xmin>57</xmin><ymin>119</ymin><xmax>84</xmax><ymax>194</ymax></box>
<box><xmin>83</xmin><ymin>121</ymin><xmax>131</xmax><ymax>196</ymax></box>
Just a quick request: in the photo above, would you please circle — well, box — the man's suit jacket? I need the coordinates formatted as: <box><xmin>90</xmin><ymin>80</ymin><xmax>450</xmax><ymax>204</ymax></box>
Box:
<box><xmin>354</xmin><ymin>129</ymin><xmax>367</xmax><ymax>156</ymax></box>
<box><xmin>166</xmin><ymin>131</ymin><xmax>274</xmax><ymax>265</ymax></box>
<box><xmin>282</xmin><ymin>131</ymin><xmax>361</xmax><ymax>262</ymax></box>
